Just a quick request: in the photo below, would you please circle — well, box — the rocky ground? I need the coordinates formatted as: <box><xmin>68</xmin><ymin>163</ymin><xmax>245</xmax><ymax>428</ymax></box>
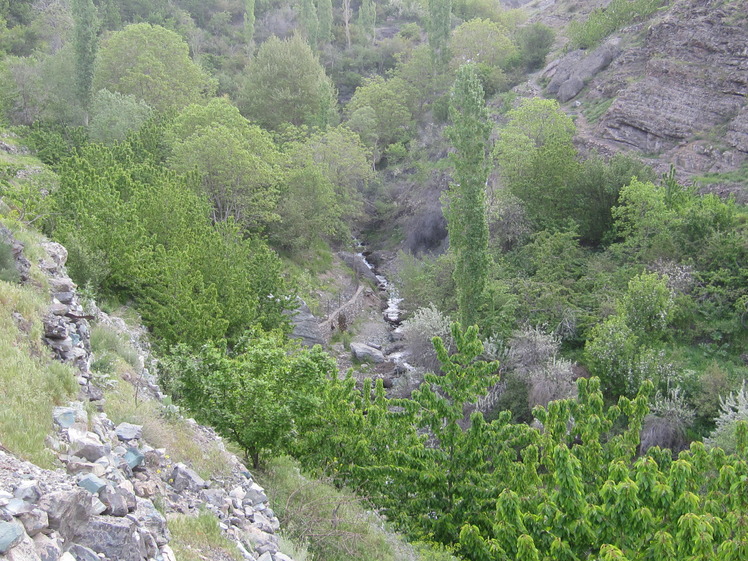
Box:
<box><xmin>0</xmin><ymin>234</ymin><xmax>296</xmax><ymax>561</ymax></box>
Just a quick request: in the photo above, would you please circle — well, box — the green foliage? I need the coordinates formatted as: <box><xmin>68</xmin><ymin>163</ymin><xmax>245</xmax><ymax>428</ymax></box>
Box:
<box><xmin>428</xmin><ymin>0</ymin><xmax>452</xmax><ymax>64</ymax></box>
<box><xmin>494</xmin><ymin>98</ymin><xmax>581</xmax><ymax>230</ymax></box>
<box><xmin>300</xmin><ymin>0</ymin><xmax>318</xmax><ymax>48</ymax></box>
<box><xmin>165</xmin><ymin>330</ymin><xmax>336</xmax><ymax>467</ymax></box>
<box><xmin>568</xmin><ymin>0</ymin><xmax>668</xmax><ymax>49</ymax></box>
<box><xmin>88</xmin><ymin>89</ymin><xmax>153</xmax><ymax>144</ymax></box>
<box><xmin>317</xmin><ymin>0</ymin><xmax>333</xmax><ymax>46</ymax></box>
<box><xmin>72</xmin><ymin>0</ymin><xmax>98</xmax><ymax>114</ymax></box>
<box><xmin>347</xmin><ymin>75</ymin><xmax>417</xmax><ymax>155</ymax></box>
<box><xmin>450</xmin><ymin>19</ymin><xmax>517</xmax><ymax>72</ymax></box>
<box><xmin>444</xmin><ymin>64</ymin><xmax>491</xmax><ymax>328</ymax></box>
<box><xmin>240</xmin><ymin>35</ymin><xmax>336</xmax><ymax>130</ymax></box>
<box><xmin>168</xmin><ymin>510</ymin><xmax>243</xmax><ymax>561</ymax></box>
<box><xmin>0</xmin><ymin>278</ymin><xmax>78</xmax><ymax>468</ymax></box>
<box><xmin>358</xmin><ymin>0</ymin><xmax>376</xmax><ymax>45</ymax></box>
<box><xmin>93</xmin><ymin>23</ymin><xmax>215</xmax><ymax>112</ymax></box>
<box><xmin>515</xmin><ymin>23</ymin><xmax>554</xmax><ymax>71</ymax></box>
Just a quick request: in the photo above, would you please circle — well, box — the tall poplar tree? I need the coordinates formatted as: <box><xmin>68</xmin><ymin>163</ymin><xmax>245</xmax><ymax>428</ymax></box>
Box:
<box><xmin>243</xmin><ymin>0</ymin><xmax>255</xmax><ymax>46</ymax></box>
<box><xmin>301</xmin><ymin>0</ymin><xmax>319</xmax><ymax>48</ymax></box>
<box><xmin>72</xmin><ymin>0</ymin><xmax>98</xmax><ymax>124</ymax></box>
<box><xmin>443</xmin><ymin>64</ymin><xmax>490</xmax><ymax>328</ymax></box>
<box><xmin>428</xmin><ymin>0</ymin><xmax>451</xmax><ymax>65</ymax></box>
<box><xmin>358</xmin><ymin>0</ymin><xmax>376</xmax><ymax>45</ymax></box>
<box><xmin>317</xmin><ymin>0</ymin><xmax>333</xmax><ymax>46</ymax></box>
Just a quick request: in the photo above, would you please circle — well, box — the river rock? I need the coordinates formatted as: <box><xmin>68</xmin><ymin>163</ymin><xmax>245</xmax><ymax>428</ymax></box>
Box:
<box><xmin>350</xmin><ymin>342</ymin><xmax>386</xmax><ymax>364</ymax></box>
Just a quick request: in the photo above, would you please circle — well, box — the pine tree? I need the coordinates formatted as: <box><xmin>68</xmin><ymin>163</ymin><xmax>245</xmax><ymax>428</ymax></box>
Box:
<box><xmin>72</xmin><ymin>0</ymin><xmax>98</xmax><ymax>123</ymax></box>
<box><xmin>443</xmin><ymin>64</ymin><xmax>490</xmax><ymax>328</ymax></box>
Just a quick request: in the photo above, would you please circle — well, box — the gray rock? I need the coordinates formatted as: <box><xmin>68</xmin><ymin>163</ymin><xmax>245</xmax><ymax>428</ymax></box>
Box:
<box><xmin>90</xmin><ymin>498</ymin><xmax>106</xmax><ymax>516</ymax></box>
<box><xmin>13</xmin><ymin>480</ymin><xmax>42</xmax><ymax>503</ymax></box>
<box><xmin>170</xmin><ymin>463</ymin><xmax>207</xmax><ymax>493</ymax></box>
<box><xmin>257</xmin><ymin>553</ymin><xmax>273</xmax><ymax>561</ymax></box>
<box><xmin>100</xmin><ymin>486</ymin><xmax>128</xmax><ymax>517</ymax></box>
<box><xmin>32</xmin><ymin>533</ymin><xmax>61</xmax><ymax>561</ymax></box>
<box><xmin>244</xmin><ymin>482</ymin><xmax>268</xmax><ymax>506</ymax></box>
<box><xmin>37</xmin><ymin>489</ymin><xmax>92</xmax><ymax>544</ymax></box>
<box><xmin>350</xmin><ymin>342</ymin><xmax>386</xmax><ymax>364</ymax></box>
<box><xmin>18</xmin><ymin>509</ymin><xmax>48</xmax><ymax>537</ymax></box>
<box><xmin>52</xmin><ymin>408</ymin><xmax>77</xmax><ymax>429</ymax></box>
<box><xmin>557</xmin><ymin>76</ymin><xmax>585</xmax><ymax>103</ymax></box>
<box><xmin>116</xmin><ymin>482</ymin><xmax>137</xmax><ymax>512</ymax></box>
<box><xmin>338</xmin><ymin>252</ymin><xmax>380</xmax><ymax>285</ymax></box>
<box><xmin>67</xmin><ymin>544</ymin><xmax>99</xmax><ymax>561</ymax></box>
<box><xmin>68</xmin><ymin>430</ymin><xmax>109</xmax><ymax>463</ymax></box>
<box><xmin>288</xmin><ymin>300</ymin><xmax>325</xmax><ymax>347</ymax></box>
<box><xmin>77</xmin><ymin>474</ymin><xmax>107</xmax><ymax>495</ymax></box>
<box><xmin>274</xmin><ymin>553</ymin><xmax>293</xmax><ymax>561</ymax></box>
<box><xmin>124</xmin><ymin>448</ymin><xmax>144</xmax><ymax>470</ymax></box>
<box><xmin>76</xmin><ymin>516</ymin><xmax>147</xmax><ymax>561</ymax></box>
<box><xmin>4</xmin><ymin>533</ymin><xmax>40</xmax><ymax>561</ymax></box>
<box><xmin>132</xmin><ymin>499</ymin><xmax>169</xmax><ymax>546</ymax></box>
<box><xmin>115</xmin><ymin>423</ymin><xmax>143</xmax><ymax>442</ymax></box>
<box><xmin>4</xmin><ymin>498</ymin><xmax>33</xmax><ymax>516</ymax></box>
<box><xmin>200</xmin><ymin>488</ymin><xmax>227</xmax><ymax>508</ymax></box>
<box><xmin>0</xmin><ymin>520</ymin><xmax>25</xmax><ymax>554</ymax></box>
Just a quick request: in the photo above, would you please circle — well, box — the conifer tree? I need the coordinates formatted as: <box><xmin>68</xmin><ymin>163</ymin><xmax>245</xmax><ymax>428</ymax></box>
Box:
<box><xmin>444</xmin><ymin>64</ymin><xmax>490</xmax><ymax>328</ymax></box>
<box><xmin>72</xmin><ymin>0</ymin><xmax>98</xmax><ymax>123</ymax></box>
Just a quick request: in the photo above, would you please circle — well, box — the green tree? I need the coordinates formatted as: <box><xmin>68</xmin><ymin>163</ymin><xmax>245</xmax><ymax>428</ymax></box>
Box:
<box><xmin>493</xmin><ymin>97</ymin><xmax>580</xmax><ymax>229</ymax></box>
<box><xmin>93</xmin><ymin>23</ymin><xmax>215</xmax><ymax>112</ymax></box>
<box><xmin>317</xmin><ymin>0</ymin><xmax>333</xmax><ymax>46</ymax></box>
<box><xmin>428</xmin><ymin>0</ymin><xmax>452</xmax><ymax>64</ymax></box>
<box><xmin>72</xmin><ymin>0</ymin><xmax>98</xmax><ymax>122</ymax></box>
<box><xmin>168</xmin><ymin>330</ymin><xmax>336</xmax><ymax>468</ymax></box>
<box><xmin>444</xmin><ymin>64</ymin><xmax>491</xmax><ymax>328</ymax></box>
<box><xmin>515</xmin><ymin>22</ymin><xmax>554</xmax><ymax>71</ymax></box>
<box><xmin>346</xmin><ymin>75</ymin><xmax>416</xmax><ymax>154</ymax></box>
<box><xmin>450</xmin><ymin>19</ymin><xmax>517</xmax><ymax>96</ymax></box>
<box><xmin>88</xmin><ymin>89</ymin><xmax>152</xmax><ymax>144</ymax></box>
<box><xmin>243</xmin><ymin>0</ymin><xmax>255</xmax><ymax>46</ymax></box>
<box><xmin>239</xmin><ymin>35</ymin><xmax>336</xmax><ymax>130</ymax></box>
<box><xmin>358</xmin><ymin>0</ymin><xmax>376</xmax><ymax>44</ymax></box>
<box><xmin>300</xmin><ymin>0</ymin><xmax>318</xmax><ymax>48</ymax></box>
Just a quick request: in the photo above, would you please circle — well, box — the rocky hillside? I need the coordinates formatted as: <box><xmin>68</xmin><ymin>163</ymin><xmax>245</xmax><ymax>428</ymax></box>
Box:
<box><xmin>0</xmin><ymin>225</ymin><xmax>296</xmax><ymax>561</ymax></box>
<box><xmin>539</xmin><ymin>0</ymin><xmax>748</xmax><ymax>200</ymax></box>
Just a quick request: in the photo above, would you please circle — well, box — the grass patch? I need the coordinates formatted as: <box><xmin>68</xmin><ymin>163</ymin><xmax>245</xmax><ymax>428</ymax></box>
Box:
<box><xmin>168</xmin><ymin>510</ymin><xmax>243</xmax><ymax>561</ymax></box>
<box><xmin>257</xmin><ymin>456</ymin><xmax>454</xmax><ymax>561</ymax></box>
<box><xmin>582</xmin><ymin>97</ymin><xmax>615</xmax><ymax>124</ymax></box>
<box><xmin>104</xmin><ymin>375</ymin><xmax>233</xmax><ymax>481</ymax></box>
<box><xmin>568</xmin><ymin>0</ymin><xmax>669</xmax><ymax>49</ymax></box>
<box><xmin>0</xmin><ymin>280</ymin><xmax>78</xmax><ymax>467</ymax></box>
<box><xmin>695</xmin><ymin>160</ymin><xmax>748</xmax><ymax>186</ymax></box>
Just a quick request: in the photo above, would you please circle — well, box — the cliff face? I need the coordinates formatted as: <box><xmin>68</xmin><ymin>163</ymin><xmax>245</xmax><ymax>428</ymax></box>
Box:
<box><xmin>544</xmin><ymin>0</ymin><xmax>748</xmax><ymax>199</ymax></box>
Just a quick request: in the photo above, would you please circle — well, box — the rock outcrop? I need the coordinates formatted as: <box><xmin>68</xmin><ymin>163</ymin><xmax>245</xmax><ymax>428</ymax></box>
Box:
<box><xmin>0</xmin><ymin>229</ymin><xmax>297</xmax><ymax>561</ymax></box>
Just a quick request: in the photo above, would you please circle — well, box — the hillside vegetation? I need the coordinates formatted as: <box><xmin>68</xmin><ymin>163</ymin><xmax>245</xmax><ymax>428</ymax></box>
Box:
<box><xmin>1</xmin><ymin>0</ymin><xmax>747</xmax><ymax>560</ymax></box>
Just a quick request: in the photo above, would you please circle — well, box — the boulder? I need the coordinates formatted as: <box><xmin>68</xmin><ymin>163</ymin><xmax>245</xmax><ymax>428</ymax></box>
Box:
<box><xmin>17</xmin><ymin>509</ymin><xmax>48</xmax><ymax>537</ymax></box>
<box><xmin>244</xmin><ymin>482</ymin><xmax>268</xmax><ymax>506</ymax></box>
<box><xmin>350</xmin><ymin>343</ymin><xmax>386</xmax><ymax>364</ymax></box>
<box><xmin>66</xmin><ymin>545</ymin><xmax>99</xmax><ymax>561</ymax></box>
<box><xmin>170</xmin><ymin>463</ymin><xmax>207</xmax><ymax>493</ymax></box>
<box><xmin>4</xmin><ymin>533</ymin><xmax>40</xmax><ymax>561</ymax></box>
<box><xmin>77</xmin><ymin>474</ymin><xmax>107</xmax><ymax>495</ymax></box>
<box><xmin>37</xmin><ymin>489</ymin><xmax>92</xmax><ymax>543</ymax></box>
<box><xmin>75</xmin><ymin>516</ymin><xmax>147</xmax><ymax>561</ymax></box>
<box><xmin>132</xmin><ymin>499</ymin><xmax>169</xmax><ymax>546</ymax></box>
<box><xmin>32</xmin><ymin>533</ymin><xmax>61</xmax><ymax>561</ymax></box>
<box><xmin>288</xmin><ymin>300</ymin><xmax>325</xmax><ymax>347</ymax></box>
<box><xmin>100</xmin><ymin>486</ymin><xmax>129</xmax><ymax>517</ymax></box>
<box><xmin>67</xmin><ymin>430</ymin><xmax>108</xmax><ymax>463</ymax></box>
<box><xmin>13</xmin><ymin>480</ymin><xmax>42</xmax><ymax>503</ymax></box>
<box><xmin>0</xmin><ymin>520</ymin><xmax>25</xmax><ymax>554</ymax></box>
<box><xmin>115</xmin><ymin>423</ymin><xmax>143</xmax><ymax>442</ymax></box>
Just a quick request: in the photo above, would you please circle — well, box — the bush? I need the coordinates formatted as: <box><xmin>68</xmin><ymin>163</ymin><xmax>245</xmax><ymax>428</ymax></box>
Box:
<box><xmin>705</xmin><ymin>380</ymin><xmax>748</xmax><ymax>453</ymax></box>
<box><xmin>400</xmin><ymin>304</ymin><xmax>453</xmax><ymax>372</ymax></box>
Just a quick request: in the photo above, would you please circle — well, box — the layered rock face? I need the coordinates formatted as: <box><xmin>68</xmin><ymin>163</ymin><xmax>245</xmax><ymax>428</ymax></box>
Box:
<box><xmin>599</xmin><ymin>0</ymin><xmax>748</xmax><ymax>159</ymax></box>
